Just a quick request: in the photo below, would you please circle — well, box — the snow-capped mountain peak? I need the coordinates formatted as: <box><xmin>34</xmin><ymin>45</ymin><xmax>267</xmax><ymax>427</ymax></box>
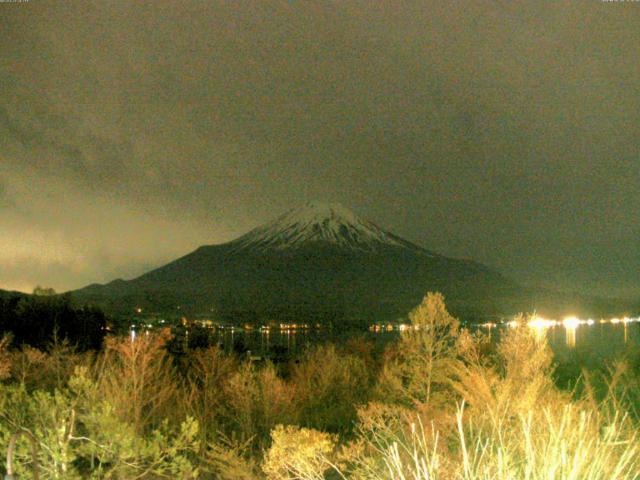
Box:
<box><xmin>229</xmin><ymin>202</ymin><xmax>424</xmax><ymax>253</ymax></box>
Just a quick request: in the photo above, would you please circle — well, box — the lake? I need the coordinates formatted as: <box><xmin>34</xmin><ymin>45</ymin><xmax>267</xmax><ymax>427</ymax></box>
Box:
<box><xmin>182</xmin><ymin>316</ymin><xmax>640</xmax><ymax>371</ymax></box>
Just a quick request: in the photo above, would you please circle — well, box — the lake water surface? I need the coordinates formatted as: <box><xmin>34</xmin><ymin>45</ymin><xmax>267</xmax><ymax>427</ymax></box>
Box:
<box><xmin>204</xmin><ymin>320</ymin><xmax>640</xmax><ymax>370</ymax></box>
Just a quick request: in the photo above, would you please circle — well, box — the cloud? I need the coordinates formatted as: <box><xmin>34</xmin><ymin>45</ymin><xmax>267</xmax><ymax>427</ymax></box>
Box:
<box><xmin>0</xmin><ymin>1</ymin><xmax>638</xmax><ymax>296</ymax></box>
<box><xmin>0</xmin><ymin>179</ymin><xmax>13</xmax><ymax>209</ymax></box>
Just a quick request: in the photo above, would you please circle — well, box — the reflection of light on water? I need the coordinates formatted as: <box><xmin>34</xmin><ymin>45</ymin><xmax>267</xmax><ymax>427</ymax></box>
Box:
<box><xmin>130</xmin><ymin>329</ymin><xmax>136</xmax><ymax>342</ymax></box>
<box><xmin>564</xmin><ymin>324</ymin><xmax>577</xmax><ymax>348</ymax></box>
<box><xmin>261</xmin><ymin>327</ymin><xmax>271</xmax><ymax>354</ymax></box>
<box><xmin>494</xmin><ymin>313</ymin><xmax>640</xmax><ymax>348</ymax></box>
<box><xmin>562</xmin><ymin>317</ymin><xmax>579</xmax><ymax>348</ymax></box>
<box><xmin>528</xmin><ymin>316</ymin><xmax>556</xmax><ymax>341</ymax></box>
<box><xmin>530</xmin><ymin>325</ymin><xmax>548</xmax><ymax>341</ymax></box>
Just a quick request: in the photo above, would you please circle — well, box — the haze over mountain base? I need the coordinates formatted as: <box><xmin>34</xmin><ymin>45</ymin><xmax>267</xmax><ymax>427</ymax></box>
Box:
<box><xmin>70</xmin><ymin>203</ymin><xmax>633</xmax><ymax>325</ymax></box>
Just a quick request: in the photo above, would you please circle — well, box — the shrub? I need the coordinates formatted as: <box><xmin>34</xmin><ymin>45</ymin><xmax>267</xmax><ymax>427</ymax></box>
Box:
<box><xmin>182</xmin><ymin>345</ymin><xmax>239</xmax><ymax>443</ymax></box>
<box><xmin>0</xmin><ymin>367</ymin><xmax>200</xmax><ymax>479</ymax></box>
<box><xmin>202</xmin><ymin>434</ymin><xmax>259</xmax><ymax>480</ymax></box>
<box><xmin>222</xmin><ymin>362</ymin><xmax>297</xmax><ymax>451</ymax></box>
<box><xmin>291</xmin><ymin>344</ymin><xmax>371</xmax><ymax>435</ymax></box>
<box><xmin>451</xmin><ymin>317</ymin><xmax>564</xmax><ymax>432</ymax></box>
<box><xmin>0</xmin><ymin>334</ymin><xmax>11</xmax><ymax>381</ymax></box>
<box><xmin>263</xmin><ymin>425</ymin><xmax>336</xmax><ymax>480</ymax></box>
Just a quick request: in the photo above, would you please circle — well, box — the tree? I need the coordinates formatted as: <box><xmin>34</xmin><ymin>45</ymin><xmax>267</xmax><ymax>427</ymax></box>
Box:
<box><xmin>32</xmin><ymin>286</ymin><xmax>57</xmax><ymax>297</ymax></box>
<box><xmin>0</xmin><ymin>296</ymin><xmax>106</xmax><ymax>351</ymax></box>
<box><xmin>94</xmin><ymin>331</ymin><xmax>179</xmax><ymax>435</ymax></box>
<box><xmin>377</xmin><ymin>292</ymin><xmax>460</xmax><ymax>408</ymax></box>
<box><xmin>263</xmin><ymin>425</ymin><xmax>336</xmax><ymax>480</ymax></box>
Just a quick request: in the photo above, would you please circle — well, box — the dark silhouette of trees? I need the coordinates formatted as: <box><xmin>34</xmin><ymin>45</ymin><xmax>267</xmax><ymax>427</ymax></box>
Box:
<box><xmin>32</xmin><ymin>285</ymin><xmax>57</xmax><ymax>297</ymax></box>
<box><xmin>0</xmin><ymin>293</ymin><xmax>106</xmax><ymax>351</ymax></box>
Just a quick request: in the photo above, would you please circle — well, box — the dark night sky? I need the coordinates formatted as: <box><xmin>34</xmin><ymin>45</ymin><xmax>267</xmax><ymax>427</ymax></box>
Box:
<box><xmin>1</xmin><ymin>1</ymin><xmax>639</xmax><ymax>297</ymax></box>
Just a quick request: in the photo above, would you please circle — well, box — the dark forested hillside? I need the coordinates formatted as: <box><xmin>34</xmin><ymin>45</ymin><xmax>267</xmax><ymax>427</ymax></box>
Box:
<box><xmin>0</xmin><ymin>291</ymin><xmax>106</xmax><ymax>350</ymax></box>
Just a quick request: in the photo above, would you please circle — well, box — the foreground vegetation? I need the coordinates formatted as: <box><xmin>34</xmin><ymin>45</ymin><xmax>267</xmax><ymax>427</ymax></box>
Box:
<box><xmin>0</xmin><ymin>293</ymin><xmax>639</xmax><ymax>479</ymax></box>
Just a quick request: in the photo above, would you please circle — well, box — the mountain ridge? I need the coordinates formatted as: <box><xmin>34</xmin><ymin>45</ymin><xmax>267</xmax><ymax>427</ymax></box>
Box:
<box><xmin>71</xmin><ymin>203</ymin><xmax>521</xmax><ymax>324</ymax></box>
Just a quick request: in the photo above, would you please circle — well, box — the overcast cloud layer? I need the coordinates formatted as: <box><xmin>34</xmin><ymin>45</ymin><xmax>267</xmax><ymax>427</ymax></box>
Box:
<box><xmin>1</xmin><ymin>1</ymin><xmax>639</xmax><ymax>297</ymax></box>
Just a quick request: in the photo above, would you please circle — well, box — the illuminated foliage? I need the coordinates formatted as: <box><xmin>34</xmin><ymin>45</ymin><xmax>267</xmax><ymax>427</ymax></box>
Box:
<box><xmin>263</xmin><ymin>425</ymin><xmax>336</xmax><ymax>480</ymax></box>
<box><xmin>291</xmin><ymin>344</ymin><xmax>371</xmax><ymax>434</ymax></box>
<box><xmin>0</xmin><ymin>334</ymin><xmax>11</xmax><ymax>381</ymax></box>
<box><xmin>377</xmin><ymin>292</ymin><xmax>460</xmax><ymax>409</ymax></box>
<box><xmin>0</xmin><ymin>367</ymin><xmax>199</xmax><ymax>479</ymax></box>
<box><xmin>0</xmin><ymin>293</ymin><xmax>638</xmax><ymax>479</ymax></box>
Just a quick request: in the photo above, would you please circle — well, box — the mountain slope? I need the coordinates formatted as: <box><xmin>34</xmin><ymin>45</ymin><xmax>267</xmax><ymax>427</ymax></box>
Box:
<box><xmin>0</xmin><ymin>289</ymin><xmax>28</xmax><ymax>300</ymax></box>
<box><xmin>73</xmin><ymin>203</ymin><xmax>521</xmax><ymax>325</ymax></box>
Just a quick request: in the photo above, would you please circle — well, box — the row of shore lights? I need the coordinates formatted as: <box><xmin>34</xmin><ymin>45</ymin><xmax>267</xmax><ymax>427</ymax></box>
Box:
<box><xmin>479</xmin><ymin>315</ymin><xmax>640</xmax><ymax>330</ymax></box>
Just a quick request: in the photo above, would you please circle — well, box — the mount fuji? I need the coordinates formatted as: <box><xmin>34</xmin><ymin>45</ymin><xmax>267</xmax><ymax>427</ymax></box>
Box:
<box><xmin>73</xmin><ymin>203</ymin><xmax>522</xmax><ymax>325</ymax></box>
<box><xmin>228</xmin><ymin>203</ymin><xmax>425</xmax><ymax>254</ymax></box>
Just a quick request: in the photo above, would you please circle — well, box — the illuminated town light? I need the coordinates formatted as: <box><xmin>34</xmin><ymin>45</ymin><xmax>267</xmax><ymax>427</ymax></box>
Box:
<box><xmin>528</xmin><ymin>316</ymin><xmax>557</xmax><ymax>329</ymax></box>
<box><xmin>562</xmin><ymin>316</ymin><xmax>581</xmax><ymax>329</ymax></box>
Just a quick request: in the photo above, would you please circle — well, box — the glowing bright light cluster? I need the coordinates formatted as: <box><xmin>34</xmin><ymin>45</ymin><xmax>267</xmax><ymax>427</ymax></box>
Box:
<box><xmin>489</xmin><ymin>314</ymin><xmax>640</xmax><ymax>329</ymax></box>
<box><xmin>475</xmin><ymin>314</ymin><xmax>640</xmax><ymax>332</ymax></box>
<box><xmin>562</xmin><ymin>316</ymin><xmax>581</xmax><ymax>329</ymax></box>
<box><xmin>528</xmin><ymin>316</ymin><xmax>557</xmax><ymax>328</ymax></box>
